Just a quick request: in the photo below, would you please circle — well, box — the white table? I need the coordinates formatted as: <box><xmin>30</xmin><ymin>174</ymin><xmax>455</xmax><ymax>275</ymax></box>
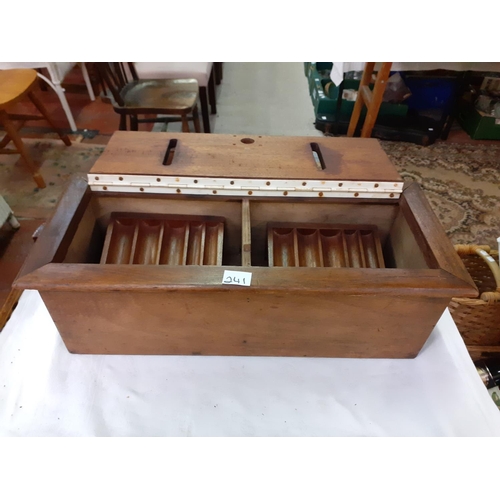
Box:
<box><xmin>0</xmin><ymin>62</ymin><xmax>95</xmax><ymax>132</ymax></box>
<box><xmin>1</xmin><ymin>290</ymin><xmax>499</xmax><ymax>436</ymax></box>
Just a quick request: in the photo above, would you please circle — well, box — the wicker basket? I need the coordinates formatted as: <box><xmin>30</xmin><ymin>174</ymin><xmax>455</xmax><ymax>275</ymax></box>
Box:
<box><xmin>449</xmin><ymin>244</ymin><xmax>500</xmax><ymax>358</ymax></box>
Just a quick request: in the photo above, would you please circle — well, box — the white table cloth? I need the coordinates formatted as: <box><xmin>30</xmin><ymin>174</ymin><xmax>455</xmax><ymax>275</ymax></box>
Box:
<box><xmin>1</xmin><ymin>290</ymin><xmax>499</xmax><ymax>436</ymax></box>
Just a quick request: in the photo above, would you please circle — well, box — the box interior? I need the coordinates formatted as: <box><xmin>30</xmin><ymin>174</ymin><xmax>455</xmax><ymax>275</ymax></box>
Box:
<box><xmin>60</xmin><ymin>193</ymin><xmax>432</xmax><ymax>270</ymax></box>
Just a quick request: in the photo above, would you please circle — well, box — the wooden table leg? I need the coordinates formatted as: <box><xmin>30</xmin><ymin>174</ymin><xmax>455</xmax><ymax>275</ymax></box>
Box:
<box><xmin>193</xmin><ymin>106</ymin><xmax>201</xmax><ymax>133</ymax></box>
<box><xmin>347</xmin><ymin>62</ymin><xmax>375</xmax><ymax>137</ymax></box>
<box><xmin>0</xmin><ymin>110</ymin><xmax>46</xmax><ymax>188</ymax></box>
<box><xmin>0</xmin><ymin>118</ymin><xmax>26</xmax><ymax>149</ymax></box>
<box><xmin>27</xmin><ymin>91</ymin><xmax>72</xmax><ymax>146</ymax></box>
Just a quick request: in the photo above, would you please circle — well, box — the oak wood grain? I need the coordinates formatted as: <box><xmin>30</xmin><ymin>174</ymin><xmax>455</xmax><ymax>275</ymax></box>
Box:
<box><xmin>39</xmin><ymin>289</ymin><xmax>450</xmax><ymax>358</ymax></box>
<box><xmin>16</xmin><ymin>264</ymin><xmax>476</xmax><ymax>297</ymax></box>
<box><xmin>401</xmin><ymin>181</ymin><xmax>477</xmax><ymax>292</ymax></box>
<box><xmin>89</xmin><ymin>132</ymin><xmax>404</xmax><ymax>182</ymax></box>
<box><xmin>16</xmin><ymin>175</ymin><xmax>91</xmax><ymax>279</ymax></box>
<box><xmin>241</xmin><ymin>199</ymin><xmax>252</xmax><ymax>266</ymax></box>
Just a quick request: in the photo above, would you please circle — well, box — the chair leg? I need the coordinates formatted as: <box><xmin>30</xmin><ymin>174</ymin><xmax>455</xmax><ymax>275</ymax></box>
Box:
<box><xmin>0</xmin><ymin>110</ymin><xmax>46</xmax><ymax>189</ymax></box>
<box><xmin>214</xmin><ymin>63</ymin><xmax>223</xmax><ymax>85</ymax></box>
<box><xmin>208</xmin><ymin>68</ymin><xmax>217</xmax><ymax>115</ymax></box>
<box><xmin>130</xmin><ymin>115</ymin><xmax>139</xmax><ymax>131</ymax></box>
<box><xmin>199</xmin><ymin>87</ymin><xmax>210</xmax><ymax>133</ymax></box>
<box><xmin>193</xmin><ymin>106</ymin><xmax>201</xmax><ymax>133</ymax></box>
<box><xmin>119</xmin><ymin>114</ymin><xmax>127</xmax><ymax>131</ymax></box>
<box><xmin>28</xmin><ymin>91</ymin><xmax>72</xmax><ymax>146</ymax></box>
<box><xmin>181</xmin><ymin>114</ymin><xmax>190</xmax><ymax>133</ymax></box>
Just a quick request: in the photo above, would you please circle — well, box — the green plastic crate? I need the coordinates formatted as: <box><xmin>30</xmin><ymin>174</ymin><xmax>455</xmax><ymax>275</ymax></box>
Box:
<box><xmin>311</xmin><ymin>78</ymin><xmax>408</xmax><ymax>119</ymax></box>
<box><xmin>458</xmin><ymin>100</ymin><xmax>500</xmax><ymax>140</ymax></box>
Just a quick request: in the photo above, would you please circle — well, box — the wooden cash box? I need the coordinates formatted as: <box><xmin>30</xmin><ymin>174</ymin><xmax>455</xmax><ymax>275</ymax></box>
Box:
<box><xmin>14</xmin><ymin>132</ymin><xmax>477</xmax><ymax>358</ymax></box>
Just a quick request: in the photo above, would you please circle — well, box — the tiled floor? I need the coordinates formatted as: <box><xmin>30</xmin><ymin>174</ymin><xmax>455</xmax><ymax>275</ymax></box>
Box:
<box><xmin>1</xmin><ymin>62</ymin><xmax>499</xmax><ymax>321</ymax></box>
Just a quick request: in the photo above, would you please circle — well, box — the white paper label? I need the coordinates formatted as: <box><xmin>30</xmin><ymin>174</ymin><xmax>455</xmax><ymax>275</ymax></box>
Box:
<box><xmin>222</xmin><ymin>270</ymin><xmax>252</xmax><ymax>287</ymax></box>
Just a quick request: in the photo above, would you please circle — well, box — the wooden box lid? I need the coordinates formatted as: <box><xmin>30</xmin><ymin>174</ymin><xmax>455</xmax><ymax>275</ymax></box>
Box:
<box><xmin>88</xmin><ymin>132</ymin><xmax>404</xmax><ymax>199</ymax></box>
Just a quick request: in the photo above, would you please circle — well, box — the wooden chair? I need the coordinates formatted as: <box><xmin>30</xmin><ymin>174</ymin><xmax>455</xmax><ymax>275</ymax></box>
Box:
<box><xmin>0</xmin><ymin>69</ymin><xmax>71</xmax><ymax>189</ymax></box>
<box><xmin>133</xmin><ymin>63</ymin><xmax>216</xmax><ymax>133</ymax></box>
<box><xmin>95</xmin><ymin>63</ymin><xmax>201</xmax><ymax>133</ymax></box>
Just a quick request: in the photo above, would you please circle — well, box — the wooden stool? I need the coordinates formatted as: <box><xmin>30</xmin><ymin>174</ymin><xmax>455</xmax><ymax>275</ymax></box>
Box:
<box><xmin>347</xmin><ymin>62</ymin><xmax>393</xmax><ymax>138</ymax></box>
<box><xmin>0</xmin><ymin>69</ymin><xmax>71</xmax><ymax>189</ymax></box>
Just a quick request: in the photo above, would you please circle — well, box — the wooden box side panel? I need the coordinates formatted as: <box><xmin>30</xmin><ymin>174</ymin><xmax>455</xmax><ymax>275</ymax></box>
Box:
<box><xmin>401</xmin><ymin>182</ymin><xmax>477</xmax><ymax>292</ymax></box>
<box><xmin>63</xmin><ymin>199</ymin><xmax>102</xmax><ymax>264</ymax></box>
<box><xmin>384</xmin><ymin>209</ymin><xmax>430</xmax><ymax>269</ymax></box>
<box><xmin>16</xmin><ymin>176</ymin><xmax>91</xmax><ymax>278</ymax></box>
<box><xmin>40</xmin><ymin>290</ymin><xmax>450</xmax><ymax>358</ymax></box>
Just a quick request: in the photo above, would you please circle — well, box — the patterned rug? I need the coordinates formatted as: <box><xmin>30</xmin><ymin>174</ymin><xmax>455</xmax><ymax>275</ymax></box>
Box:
<box><xmin>0</xmin><ymin>138</ymin><xmax>105</xmax><ymax>217</ymax></box>
<box><xmin>381</xmin><ymin>141</ymin><xmax>500</xmax><ymax>249</ymax></box>
<box><xmin>1</xmin><ymin>138</ymin><xmax>499</xmax><ymax>248</ymax></box>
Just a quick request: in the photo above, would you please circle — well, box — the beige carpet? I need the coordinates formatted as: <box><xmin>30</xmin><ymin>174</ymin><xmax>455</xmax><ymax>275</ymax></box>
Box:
<box><xmin>0</xmin><ymin>138</ymin><xmax>104</xmax><ymax>218</ymax></box>
<box><xmin>382</xmin><ymin>141</ymin><xmax>500</xmax><ymax>249</ymax></box>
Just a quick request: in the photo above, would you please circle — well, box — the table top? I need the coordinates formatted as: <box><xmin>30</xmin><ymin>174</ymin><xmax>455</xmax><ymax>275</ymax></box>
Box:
<box><xmin>0</xmin><ymin>69</ymin><xmax>37</xmax><ymax>108</ymax></box>
<box><xmin>1</xmin><ymin>290</ymin><xmax>499</xmax><ymax>436</ymax></box>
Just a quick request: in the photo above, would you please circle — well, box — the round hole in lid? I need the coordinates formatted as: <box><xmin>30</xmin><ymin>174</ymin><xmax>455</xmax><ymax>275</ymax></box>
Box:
<box><xmin>230</xmin><ymin>181</ymin><xmax>234</xmax><ymax>185</ymax></box>
<box><xmin>140</xmin><ymin>188</ymin><xmax>144</xmax><ymax>192</ymax></box>
<box><xmin>102</xmin><ymin>186</ymin><xmax>107</xmax><ymax>190</ymax></box>
<box><xmin>241</xmin><ymin>138</ymin><xmax>255</xmax><ymax>144</ymax></box>
<box><xmin>338</xmin><ymin>182</ymin><xmax>343</xmax><ymax>187</ymax></box>
<box><xmin>95</xmin><ymin>176</ymin><xmax>99</xmax><ymax>180</ymax></box>
<box><xmin>374</xmin><ymin>183</ymin><xmax>379</xmax><ymax>188</ymax></box>
<box><xmin>119</xmin><ymin>177</ymin><xmax>124</xmax><ymax>181</ymax></box>
<box><xmin>156</xmin><ymin>178</ymin><xmax>161</xmax><ymax>182</ymax></box>
<box><xmin>390</xmin><ymin>193</ymin><xmax>395</xmax><ymax>198</ymax></box>
<box><xmin>266</xmin><ymin>181</ymin><xmax>271</xmax><ymax>186</ymax></box>
<box><xmin>354</xmin><ymin>192</ymin><xmax>359</xmax><ymax>197</ymax></box>
<box><xmin>213</xmin><ymin>190</ymin><xmax>217</xmax><ymax>194</ymax></box>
